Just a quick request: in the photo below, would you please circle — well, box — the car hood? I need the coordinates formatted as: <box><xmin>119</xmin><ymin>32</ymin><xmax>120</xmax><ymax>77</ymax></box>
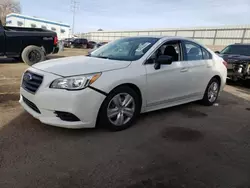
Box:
<box><xmin>32</xmin><ymin>56</ymin><xmax>131</xmax><ymax>76</ymax></box>
<box><xmin>219</xmin><ymin>54</ymin><xmax>250</xmax><ymax>63</ymax></box>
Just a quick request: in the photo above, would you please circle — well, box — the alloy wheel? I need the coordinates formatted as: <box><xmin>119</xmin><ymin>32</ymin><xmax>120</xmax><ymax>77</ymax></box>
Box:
<box><xmin>208</xmin><ymin>82</ymin><xmax>219</xmax><ymax>102</ymax></box>
<box><xmin>107</xmin><ymin>93</ymin><xmax>135</xmax><ymax>126</ymax></box>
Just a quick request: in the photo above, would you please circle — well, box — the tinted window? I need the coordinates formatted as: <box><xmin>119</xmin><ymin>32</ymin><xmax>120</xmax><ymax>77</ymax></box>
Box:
<box><xmin>220</xmin><ymin>45</ymin><xmax>250</xmax><ymax>56</ymax></box>
<box><xmin>202</xmin><ymin>48</ymin><xmax>212</xmax><ymax>60</ymax></box>
<box><xmin>91</xmin><ymin>37</ymin><xmax>159</xmax><ymax>61</ymax></box>
<box><xmin>184</xmin><ymin>42</ymin><xmax>202</xmax><ymax>61</ymax></box>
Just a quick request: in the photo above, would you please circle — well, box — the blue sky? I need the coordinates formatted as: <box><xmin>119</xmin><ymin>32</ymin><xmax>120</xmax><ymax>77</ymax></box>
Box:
<box><xmin>20</xmin><ymin>0</ymin><xmax>250</xmax><ymax>32</ymax></box>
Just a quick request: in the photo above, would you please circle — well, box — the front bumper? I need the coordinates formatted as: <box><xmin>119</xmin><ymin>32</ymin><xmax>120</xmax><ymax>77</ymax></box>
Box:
<box><xmin>19</xmin><ymin>68</ymin><xmax>106</xmax><ymax>129</ymax></box>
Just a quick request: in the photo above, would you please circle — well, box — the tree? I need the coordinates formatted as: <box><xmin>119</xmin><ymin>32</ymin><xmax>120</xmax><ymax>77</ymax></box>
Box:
<box><xmin>97</xmin><ymin>28</ymin><xmax>103</xmax><ymax>31</ymax></box>
<box><xmin>0</xmin><ymin>0</ymin><xmax>21</xmax><ymax>25</ymax></box>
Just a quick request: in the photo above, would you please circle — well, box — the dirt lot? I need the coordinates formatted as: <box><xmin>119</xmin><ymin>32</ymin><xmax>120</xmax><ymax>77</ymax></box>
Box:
<box><xmin>0</xmin><ymin>49</ymin><xmax>250</xmax><ymax>188</ymax></box>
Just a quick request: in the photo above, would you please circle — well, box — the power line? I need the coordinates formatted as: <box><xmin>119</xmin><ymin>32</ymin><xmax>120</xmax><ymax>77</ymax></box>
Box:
<box><xmin>71</xmin><ymin>0</ymin><xmax>79</xmax><ymax>35</ymax></box>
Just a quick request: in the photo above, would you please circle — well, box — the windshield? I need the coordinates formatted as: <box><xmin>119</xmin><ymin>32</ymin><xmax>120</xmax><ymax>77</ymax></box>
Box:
<box><xmin>90</xmin><ymin>37</ymin><xmax>159</xmax><ymax>61</ymax></box>
<box><xmin>220</xmin><ymin>45</ymin><xmax>250</xmax><ymax>56</ymax></box>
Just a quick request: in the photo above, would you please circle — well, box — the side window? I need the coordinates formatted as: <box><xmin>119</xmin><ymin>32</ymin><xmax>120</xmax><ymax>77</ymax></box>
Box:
<box><xmin>202</xmin><ymin>48</ymin><xmax>212</xmax><ymax>60</ymax></box>
<box><xmin>184</xmin><ymin>42</ymin><xmax>202</xmax><ymax>61</ymax></box>
<box><xmin>150</xmin><ymin>41</ymin><xmax>181</xmax><ymax>62</ymax></box>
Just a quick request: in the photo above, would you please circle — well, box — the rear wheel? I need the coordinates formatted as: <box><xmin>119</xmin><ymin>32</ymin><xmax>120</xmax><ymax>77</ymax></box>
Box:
<box><xmin>99</xmin><ymin>86</ymin><xmax>140</xmax><ymax>131</ymax></box>
<box><xmin>21</xmin><ymin>45</ymin><xmax>45</xmax><ymax>66</ymax></box>
<box><xmin>201</xmin><ymin>78</ymin><xmax>220</xmax><ymax>106</ymax></box>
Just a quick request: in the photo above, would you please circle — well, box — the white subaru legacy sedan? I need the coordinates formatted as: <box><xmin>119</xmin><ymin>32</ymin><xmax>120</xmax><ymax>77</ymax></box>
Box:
<box><xmin>20</xmin><ymin>36</ymin><xmax>227</xmax><ymax>131</ymax></box>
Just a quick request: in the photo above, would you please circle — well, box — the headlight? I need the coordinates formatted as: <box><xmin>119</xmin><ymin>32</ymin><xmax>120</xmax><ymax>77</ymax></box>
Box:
<box><xmin>50</xmin><ymin>73</ymin><xmax>101</xmax><ymax>90</ymax></box>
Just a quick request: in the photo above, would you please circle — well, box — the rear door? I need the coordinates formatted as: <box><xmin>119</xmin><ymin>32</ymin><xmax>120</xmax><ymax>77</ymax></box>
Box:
<box><xmin>181</xmin><ymin>40</ymin><xmax>212</xmax><ymax>95</ymax></box>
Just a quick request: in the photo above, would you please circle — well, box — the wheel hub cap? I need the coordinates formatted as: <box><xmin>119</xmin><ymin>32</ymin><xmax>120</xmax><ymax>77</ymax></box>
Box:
<box><xmin>107</xmin><ymin>93</ymin><xmax>135</xmax><ymax>126</ymax></box>
<box><xmin>208</xmin><ymin>82</ymin><xmax>219</xmax><ymax>102</ymax></box>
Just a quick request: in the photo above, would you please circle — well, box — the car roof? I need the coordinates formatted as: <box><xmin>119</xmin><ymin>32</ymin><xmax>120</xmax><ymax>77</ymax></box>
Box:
<box><xmin>122</xmin><ymin>36</ymin><xmax>196</xmax><ymax>41</ymax></box>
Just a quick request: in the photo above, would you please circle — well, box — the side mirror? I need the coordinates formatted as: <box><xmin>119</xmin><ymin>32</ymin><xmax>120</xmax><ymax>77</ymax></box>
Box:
<box><xmin>214</xmin><ymin>51</ymin><xmax>220</xmax><ymax>54</ymax></box>
<box><xmin>154</xmin><ymin>55</ymin><xmax>173</xmax><ymax>70</ymax></box>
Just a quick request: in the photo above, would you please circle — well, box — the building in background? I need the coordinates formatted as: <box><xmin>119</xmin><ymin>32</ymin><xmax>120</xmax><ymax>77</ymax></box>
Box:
<box><xmin>6</xmin><ymin>13</ymin><xmax>70</xmax><ymax>39</ymax></box>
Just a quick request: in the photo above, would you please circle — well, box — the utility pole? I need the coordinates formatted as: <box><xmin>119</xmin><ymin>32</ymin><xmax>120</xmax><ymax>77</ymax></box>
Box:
<box><xmin>71</xmin><ymin>0</ymin><xmax>79</xmax><ymax>36</ymax></box>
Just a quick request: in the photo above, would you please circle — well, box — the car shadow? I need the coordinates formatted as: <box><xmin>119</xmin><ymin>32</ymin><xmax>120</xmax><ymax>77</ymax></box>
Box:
<box><xmin>0</xmin><ymin>101</ymin><xmax>202</xmax><ymax>144</ymax></box>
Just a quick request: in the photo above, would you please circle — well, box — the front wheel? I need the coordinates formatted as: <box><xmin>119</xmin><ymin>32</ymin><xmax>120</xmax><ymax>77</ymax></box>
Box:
<box><xmin>99</xmin><ymin>86</ymin><xmax>140</xmax><ymax>131</ymax></box>
<box><xmin>201</xmin><ymin>78</ymin><xmax>220</xmax><ymax>106</ymax></box>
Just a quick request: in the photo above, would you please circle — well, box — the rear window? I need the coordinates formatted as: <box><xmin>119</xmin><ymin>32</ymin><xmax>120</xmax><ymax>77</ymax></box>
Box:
<box><xmin>221</xmin><ymin>45</ymin><xmax>250</xmax><ymax>56</ymax></box>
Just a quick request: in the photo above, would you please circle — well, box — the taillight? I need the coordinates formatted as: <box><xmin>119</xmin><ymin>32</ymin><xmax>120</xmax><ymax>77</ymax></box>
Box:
<box><xmin>54</xmin><ymin>36</ymin><xmax>58</xmax><ymax>45</ymax></box>
<box><xmin>222</xmin><ymin>61</ymin><xmax>227</xmax><ymax>67</ymax></box>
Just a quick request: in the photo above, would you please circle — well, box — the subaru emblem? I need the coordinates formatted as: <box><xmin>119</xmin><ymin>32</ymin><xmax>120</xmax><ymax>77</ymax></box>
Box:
<box><xmin>24</xmin><ymin>73</ymin><xmax>32</xmax><ymax>81</ymax></box>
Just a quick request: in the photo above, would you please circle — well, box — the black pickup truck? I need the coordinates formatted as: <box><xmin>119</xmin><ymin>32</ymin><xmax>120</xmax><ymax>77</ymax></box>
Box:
<box><xmin>0</xmin><ymin>22</ymin><xmax>59</xmax><ymax>65</ymax></box>
<box><xmin>215</xmin><ymin>44</ymin><xmax>250</xmax><ymax>83</ymax></box>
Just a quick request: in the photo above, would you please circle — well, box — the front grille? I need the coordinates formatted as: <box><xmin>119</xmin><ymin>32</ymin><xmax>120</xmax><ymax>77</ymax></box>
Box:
<box><xmin>22</xmin><ymin>96</ymin><xmax>41</xmax><ymax>114</ymax></box>
<box><xmin>22</xmin><ymin>71</ymin><xmax>43</xmax><ymax>94</ymax></box>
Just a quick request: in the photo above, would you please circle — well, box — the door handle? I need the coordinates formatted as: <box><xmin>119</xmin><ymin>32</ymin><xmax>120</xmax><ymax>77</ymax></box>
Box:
<box><xmin>180</xmin><ymin>68</ymin><xmax>188</xmax><ymax>72</ymax></box>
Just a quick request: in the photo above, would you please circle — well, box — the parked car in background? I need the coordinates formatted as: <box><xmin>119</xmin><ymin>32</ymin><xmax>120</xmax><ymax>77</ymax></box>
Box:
<box><xmin>63</xmin><ymin>38</ymin><xmax>75</xmax><ymax>48</ymax></box>
<box><xmin>87</xmin><ymin>41</ymin><xmax>97</xmax><ymax>49</ymax></box>
<box><xmin>88</xmin><ymin>42</ymin><xmax>108</xmax><ymax>54</ymax></box>
<box><xmin>69</xmin><ymin>38</ymin><xmax>88</xmax><ymax>49</ymax></box>
<box><xmin>215</xmin><ymin>43</ymin><xmax>250</xmax><ymax>82</ymax></box>
<box><xmin>20</xmin><ymin>36</ymin><xmax>227</xmax><ymax>131</ymax></box>
<box><xmin>0</xmin><ymin>21</ymin><xmax>58</xmax><ymax>66</ymax></box>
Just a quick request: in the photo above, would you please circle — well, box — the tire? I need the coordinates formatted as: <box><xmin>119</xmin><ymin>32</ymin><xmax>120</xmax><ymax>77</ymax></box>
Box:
<box><xmin>201</xmin><ymin>78</ymin><xmax>220</xmax><ymax>106</ymax></box>
<box><xmin>99</xmin><ymin>86</ymin><xmax>140</xmax><ymax>131</ymax></box>
<box><xmin>21</xmin><ymin>45</ymin><xmax>45</xmax><ymax>66</ymax></box>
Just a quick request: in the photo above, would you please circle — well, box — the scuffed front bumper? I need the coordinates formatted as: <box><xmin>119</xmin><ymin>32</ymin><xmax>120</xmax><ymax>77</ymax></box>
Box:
<box><xmin>19</xmin><ymin>67</ymin><xmax>106</xmax><ymax>129</ymax></box>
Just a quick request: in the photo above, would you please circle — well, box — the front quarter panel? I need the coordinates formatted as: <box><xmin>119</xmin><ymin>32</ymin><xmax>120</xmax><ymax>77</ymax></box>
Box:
<box><xmin>91</xmin><ymin>60</ymin><xmax>147</xmax><ymax>112</ymax></box>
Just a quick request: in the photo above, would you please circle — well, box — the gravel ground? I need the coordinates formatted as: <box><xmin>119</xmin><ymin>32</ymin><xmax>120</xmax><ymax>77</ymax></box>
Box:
<box><xmin>0</xmin><ymin>49</ymin><xmax>250</xmax><ymax>188</ymax></box>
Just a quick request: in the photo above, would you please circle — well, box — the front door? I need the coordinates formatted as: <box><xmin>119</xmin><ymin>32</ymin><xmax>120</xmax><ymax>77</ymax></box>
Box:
<box><xmin>145</xmin><ymin>40</ymin><xmax>191</xmax><ymax>110</ymax></box>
